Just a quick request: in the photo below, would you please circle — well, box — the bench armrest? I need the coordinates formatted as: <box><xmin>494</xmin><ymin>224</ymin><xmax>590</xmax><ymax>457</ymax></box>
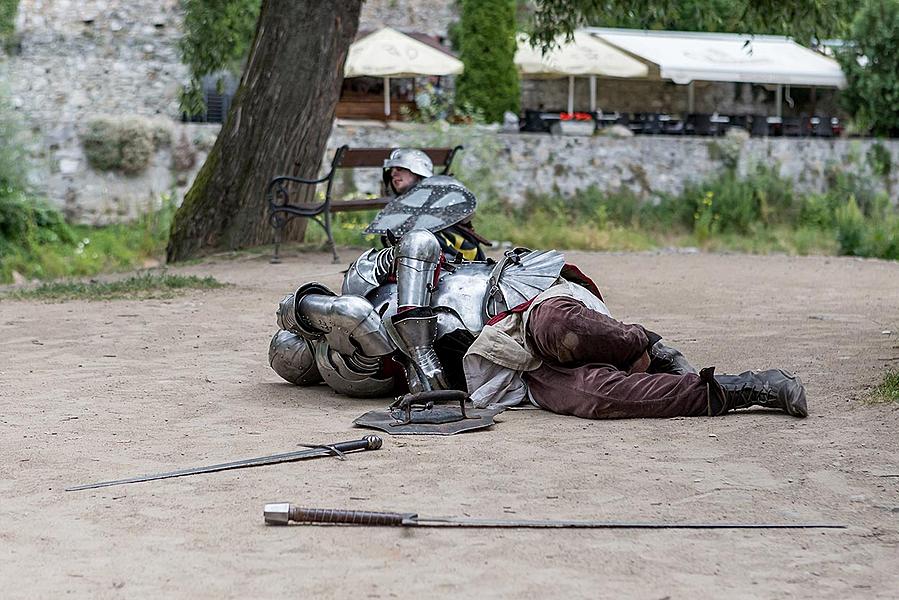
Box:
<box><xmin>266</xmin><ymin>174</ymin><xmax>332</xmax><ymax>216</ymax></box>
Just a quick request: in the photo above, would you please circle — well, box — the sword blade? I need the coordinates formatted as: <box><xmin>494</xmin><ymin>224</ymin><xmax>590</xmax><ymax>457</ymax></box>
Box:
<box><xmin>67</xmin><ymin>435</ymin><xmax>382</xmax><ymax>492</ymax></box>
<box><xmin>415</xmin><ymin>517</ymin><xmax>846</xmax><ymax>529</ymax></box>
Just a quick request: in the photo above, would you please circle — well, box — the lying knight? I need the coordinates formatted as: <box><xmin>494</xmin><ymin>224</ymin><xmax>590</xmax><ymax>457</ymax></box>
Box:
<box><xmin>269</xmin><ymin>177</ymin><xmax>807</xmax><ymax>420</ymax></box>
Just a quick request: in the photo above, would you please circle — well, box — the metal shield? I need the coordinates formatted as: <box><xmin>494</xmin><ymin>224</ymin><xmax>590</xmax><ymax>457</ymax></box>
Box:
<box><xmin>364</xmin><ymin>176</ymin><xmax>477</xmax><ymax>237</ymax></box>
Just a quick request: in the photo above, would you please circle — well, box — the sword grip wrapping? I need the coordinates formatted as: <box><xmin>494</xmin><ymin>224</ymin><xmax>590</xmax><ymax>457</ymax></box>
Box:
<box><xmin>290</xmin><ymin>507</ymin><xmax>411</xmax><ymax>526</ymax></box>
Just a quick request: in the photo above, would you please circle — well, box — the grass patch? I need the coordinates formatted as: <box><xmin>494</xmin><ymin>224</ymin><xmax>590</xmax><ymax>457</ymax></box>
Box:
<box><xmin>303</xmin><ymin>209</ymin><xmax>381</xmax><ymax>248</ymax></box>
<box><xmin>3</xmin><ymin>271</ymin><xmax>225</xmax><ymax>301</ymax></box>
<box><xmin>1</xmin><ymin>196</ymin><xmax>177</xmax><ymax>283</ymax></box>
<box><xmin>870</xmin><ymin>369</ymin><xmax>899</xmax><ymax>404</ymax></box>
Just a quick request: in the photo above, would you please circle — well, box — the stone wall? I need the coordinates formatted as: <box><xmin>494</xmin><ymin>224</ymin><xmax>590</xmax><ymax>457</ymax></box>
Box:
<box><xmin>6</xmin><ymin>0</ymin><xmax>197</xmax><ymax>222</ymax></box>
<box><xmin>360</xmin><ymin>0</ymin><xmax>459</xmax><ymax>38</ymax></box>
<box><xmin>327</xmin><ymin>122</ymin><xmax>899</xmax><ymax>204</ymax></box>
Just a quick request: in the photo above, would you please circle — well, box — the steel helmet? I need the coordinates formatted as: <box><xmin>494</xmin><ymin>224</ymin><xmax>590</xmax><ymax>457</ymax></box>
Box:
<box><xmin>383</xmin><ymin>148</ymin><xmax>434</xmax><ymax>179</ymax></box>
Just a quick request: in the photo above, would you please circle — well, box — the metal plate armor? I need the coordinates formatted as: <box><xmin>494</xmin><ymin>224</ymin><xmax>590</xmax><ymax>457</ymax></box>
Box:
<box><xmin>364</xmin><ymin>176</ymin><xmax>477</xmax><ymax>237</ymax></box>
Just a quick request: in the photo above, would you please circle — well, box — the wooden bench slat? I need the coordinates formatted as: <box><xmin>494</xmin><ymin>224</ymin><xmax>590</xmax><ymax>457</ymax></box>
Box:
<box><xmin>339</xmin><ymin>147</ymin><xmax>455</xmax><ymax>168</ymax></box>
<box><xmin>331</xmin><ymin>198</ymin><xmax>390</xmax><ymax>212</ymax></box>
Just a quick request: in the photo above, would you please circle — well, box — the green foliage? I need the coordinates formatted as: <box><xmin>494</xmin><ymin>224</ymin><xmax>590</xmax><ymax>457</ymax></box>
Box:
<box><xmin>0</xmin><ymin>81</ymin><xmax>27</xmax><ymax>192</ymax></box>
<box><xmin>530</xmin><ymin>0</ymin><xmax>857</xmax><ymax>49</ymax></box>
<box><xmin>399</xmin><ymin>82</ymin><xmax>485</xmax><ymax>124</ymax></box>
<box><xmin>1</xmin><ymin>194</ymin><xmax>178</xmax><ymax>284</ymax></box>
<box><xmin>870</xmin><ymin>369</ymin><xmax>899</xmax><ymax>403</ymax></box>
<box><xmin>456</xmin><ymin>0</ymin><xmax>520</xmax><ymax>123</ymax></box>
<box><xmin>467</xmin><ymin>162</ymin><xmax>897</xmax><ymax>260</ymax></box>
<box><xmin>0</xmin><ymin>189</ymin><xmax>76</xmax><ymax>254</ymax></box>
<box><xmin>81</xmin><ymin>117</ymin><xmax>167</xmax><ymax>175</ymax></box>
<box><xmin>3</xmin><ymin>271</ymin><xmax>225</xmax><ymax>302</ymax></box>
<box><xmin>837</xmin><ymin>0</ymin><xmax>899</xmax><ymax>136</ymax></box>
<box><xmin>0</xmin><ymin>0</ymin><xmax>19</xmax><ymax>52</ymax></box>
<box><xmin>867</xmin><ymin>141</ymin><xmax>893</xmax><ymax>179</ymax></box>
<box><xmin>179</xmin><ymin>0</ymin><xmax>260</xmax><ymax>114</ymax></box>
<box><xmin>656</xmin><ymin>165</ymin><xmax>797</xmax><ymax>234</ymax></box>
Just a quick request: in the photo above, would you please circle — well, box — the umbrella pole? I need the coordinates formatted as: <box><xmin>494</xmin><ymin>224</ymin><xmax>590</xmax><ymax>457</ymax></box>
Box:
<box><xmin>384</xmin><ymin>77</ymin><xmax>391</xmax><ymax>118</ymax></box>
<box><xmin>567</xmin><ymin>76</ymin><xmax>575</xmax><ymax>114</ymax></box>
<box><xmin>589</xmin><ymin>76</ymin><xmax>596</xmax><ymax>112</ymax></box>
<box><xmin>687</xmin><ymin>82</ymin><xmax>695</xmax><ymax>113</ymax></box>
<box><xmin>775</xmin><ymin>84</ymin><xmax>782</xmax><ymax>118</ymax></box>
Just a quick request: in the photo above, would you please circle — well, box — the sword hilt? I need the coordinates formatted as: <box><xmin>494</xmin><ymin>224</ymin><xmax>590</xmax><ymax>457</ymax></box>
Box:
<box><xmin>264</xmin><ymin>503</ymin><xmax>414</xmax><ymax>526</ymax></box>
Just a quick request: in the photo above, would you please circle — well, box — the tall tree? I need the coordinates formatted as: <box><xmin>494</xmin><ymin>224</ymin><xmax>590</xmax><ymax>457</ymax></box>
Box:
<box><xmin>456</xmin><ymin>0</ymin><xmax>520</xmax><ymax>123</ymax></box>
<box><xmin>166</xmin><ymin>0</ymin><xmax>362</xmax><ymax>261</ymax></box>
<box><xmin>837</xmin><ymin>0</ymin><xmax>899</xmax><ymax>136</ymax></box>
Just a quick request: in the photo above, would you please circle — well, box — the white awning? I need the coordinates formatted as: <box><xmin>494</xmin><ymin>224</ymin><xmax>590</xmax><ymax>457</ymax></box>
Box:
<box><xmin>515</xmin><ymin>31</ymin><xmax>649</xmax><ymax>79</ymax></box>
<box><xmin>344</xmin><ymin>27</ymin><xmax>463</xmax><ymax>78</ymax></box>
<box><xmin>586</xmin><ymin>28</ymin><xmax>846</xmax><ymax>88</ymax></box>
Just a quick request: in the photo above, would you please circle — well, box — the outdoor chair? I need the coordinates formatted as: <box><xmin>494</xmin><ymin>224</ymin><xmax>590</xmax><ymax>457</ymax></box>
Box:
<box><xmin>782</xmin><ymin>117</ymin><xmax>803</xmax><ymax>137</ymax></box>
<box><xmin>687</xmin><ymin>113</ymin><xmax>715</xmax><ymax>136</ymax></box>
<box><xmin>750</xmin><ymin>115</ymin><xmax>769</xmax><ymax>136</ymax></box>
<box><xmin>661</xmin><ymin>115</ymin><xmax>684</xmax><ymax>135</ymax></box>
<box><xmin>521</xmin><ymin>110</ymin><xmax>551</xmax><ymax>133</ymax></box>
<box><xmin>728</xmin><ymin>115</ymin><xmax>749</xmax><ymax>132</ymax></box>
<box><xmin>767</xmin><ymin>116</ymin><xmax>783</xmax><ymax>137</ymax></box>
<box><xmin>641</xmin><ymin>113</ymin><xmax>662</xmax><ymax>135</ymax></box>
<box><xmin>811</xmin><ymin>116</ymin><xmax>834</xmax><ymax>138</ymax></box>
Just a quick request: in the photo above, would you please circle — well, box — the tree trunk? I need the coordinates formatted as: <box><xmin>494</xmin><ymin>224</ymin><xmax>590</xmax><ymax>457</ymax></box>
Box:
<box><xmin>166</xmin><ymin>0</ymin><xmax>363</xmax><ymax>262</ymax></box>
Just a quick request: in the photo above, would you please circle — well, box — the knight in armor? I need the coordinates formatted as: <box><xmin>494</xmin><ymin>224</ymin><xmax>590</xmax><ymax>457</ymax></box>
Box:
<box><xmin>379</xmin><ymin>148</ymin><xmax>488</xmax><ymax>261</ymax></box>
<box><xmin>270</xmin><ymin>225</ymin><xmax>808</xmax><ymax>420</ymax></box>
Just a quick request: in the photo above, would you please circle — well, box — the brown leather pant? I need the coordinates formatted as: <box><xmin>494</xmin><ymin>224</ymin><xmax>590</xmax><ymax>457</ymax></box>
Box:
<box><xmin>524</xmin><ymin>297</ymin><xmax>711</xmax><ymax>419</ymax></box>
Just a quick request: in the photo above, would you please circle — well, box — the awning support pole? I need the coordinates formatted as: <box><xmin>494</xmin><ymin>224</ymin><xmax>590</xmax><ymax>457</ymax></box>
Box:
<box><xmin>687</xmin><ymin>82</ymin><xmax>695</xmax><ymax>113</ymax></box>
<box><xmin>589</xmin><ymin>76</ymin><xmax>597</xmax><ymax>112</ymax></box>
<box><xmin>775</xmin><ymin>84</ymin><xmax>783</xmax><ymax>118</ymax></box>
<box><xmin>384</xmin><ymin>77</ymin><xmax>391</xmax><ymax>117</ymax></box>
<box><xmin>568</xmin><ymin>76</ymin><xmax>575</xmax><ymax>114</ymax></box>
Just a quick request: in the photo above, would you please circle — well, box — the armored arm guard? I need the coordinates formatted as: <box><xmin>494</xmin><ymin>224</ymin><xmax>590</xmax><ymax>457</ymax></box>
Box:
<box><xmin>342</xmin><ymin>247</ymin><xmax>396</xmax><ymax>296</ymax></box>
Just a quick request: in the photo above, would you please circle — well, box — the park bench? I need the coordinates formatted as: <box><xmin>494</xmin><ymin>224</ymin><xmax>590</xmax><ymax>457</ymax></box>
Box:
<box><xmin>266</xmin><ymin>144</ymin><xmax>464</xmax><ymax>263</ymax></box>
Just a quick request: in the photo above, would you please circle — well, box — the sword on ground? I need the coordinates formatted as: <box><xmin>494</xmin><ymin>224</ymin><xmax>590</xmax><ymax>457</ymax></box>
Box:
<box><xmin>65</xmin><ymin>435</ymin><xmax>383</xmax><ymax>492</ymax></box>
<box><xmin>263</xmin><ymin>504</ymin><xmax>846</xmax><ymax>530</ymax></box>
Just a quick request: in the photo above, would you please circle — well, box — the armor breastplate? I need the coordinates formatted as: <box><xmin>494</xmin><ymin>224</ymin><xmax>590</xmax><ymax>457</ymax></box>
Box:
<box><xmin>366</xmin><ymin>261</ymin><xmax>507</xmax><ymax>340</ymax></box>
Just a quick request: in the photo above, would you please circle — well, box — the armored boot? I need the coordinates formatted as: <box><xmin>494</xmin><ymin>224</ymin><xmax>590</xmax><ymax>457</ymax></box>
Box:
<box><xmin>648</xmin><ymin>340</ymin><xmax>698</xmax><ymax>376</ymax></box>
<box><xmin>708</xmin><ymin>368</ymin><xmax>808</xmax><ymax>418</ymax></box>
<box><xmin>390</xmin><ymin>307</ymin><xmax>448</xmax><ymax>392</ymax></box>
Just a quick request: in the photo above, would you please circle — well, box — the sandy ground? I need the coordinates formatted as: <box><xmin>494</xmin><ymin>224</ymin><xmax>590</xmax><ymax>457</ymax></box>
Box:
<box><xmin>1</xmin><ymin>247</ymin><xmax>898</xmax><ymax>599</ymax></box>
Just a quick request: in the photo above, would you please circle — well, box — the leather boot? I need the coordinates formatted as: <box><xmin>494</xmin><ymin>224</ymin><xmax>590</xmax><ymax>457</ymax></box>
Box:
<box><xmin>390</xmin><ymin>308</ymin><xmax>448</xmax><ymax>392</ymax></box>
<box><xmin>648</xmin><ymin>340</ymin><xmax>698</xmax><ymax>375</ymax></box>
<box><xmin>709</xmin><ymin>368</ymin><xmax>808</xmax><ymax>418</ymax></box>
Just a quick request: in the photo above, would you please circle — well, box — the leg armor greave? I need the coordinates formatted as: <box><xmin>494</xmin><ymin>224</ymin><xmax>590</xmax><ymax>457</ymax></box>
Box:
<box><xmin>396</xmin><ymin>229</ymin><xmax>442</xmax><ymax>309</ymax></box>
<box><xmin>390</xmin><ymin>307</ymin><xmax>448</xmax><ymax>393</ymax></box>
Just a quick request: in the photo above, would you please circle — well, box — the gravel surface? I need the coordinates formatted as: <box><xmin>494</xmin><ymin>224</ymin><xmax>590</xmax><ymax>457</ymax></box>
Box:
<box><xmin>2</xmin><ymin>248</ymin><xmax>897</xmax><ymax>599</ymax></box>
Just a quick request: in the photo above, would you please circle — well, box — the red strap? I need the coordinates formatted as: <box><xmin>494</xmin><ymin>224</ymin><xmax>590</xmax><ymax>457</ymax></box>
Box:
<box><xmin>486</xmin><ymin>297</ymin><xmax>536</xmax><ymax>326</ymax></box>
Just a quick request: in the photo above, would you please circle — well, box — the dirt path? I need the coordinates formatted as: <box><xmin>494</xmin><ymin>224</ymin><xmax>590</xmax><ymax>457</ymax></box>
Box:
<box><xmin>1</xmin><ymin>249</ymin><xmax>897</xmax><ymax>599</ymax></box>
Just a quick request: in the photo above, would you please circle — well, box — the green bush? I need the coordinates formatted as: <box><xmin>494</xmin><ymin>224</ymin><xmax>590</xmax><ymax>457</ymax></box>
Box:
<box><xmin>0</xmin><ymin>193</ymin><xmax>177</xmax><ymax>284</ymax></box>
<box><xmin>0</xmin><ymin>0</ymin><xmax>18</xmax><ymax>53</ymax></box>
<box><xmin>658</xmin><ymin>165</ymin><xmax>798</xmax><ymax>234</ymax></box>
<box><xmin>837</xmin><ymin>0</ymin><xmax>899</xmax><ymax>136</ymax></box>
<box><xmin>455</xmin><ymin>0</ymin><xmax>520</xmax><ymax>123</ymax></box>
<box><xmin>81</xmin><ymin>117</ymin><xmax>161</xmax><ymax>175</ymax></box>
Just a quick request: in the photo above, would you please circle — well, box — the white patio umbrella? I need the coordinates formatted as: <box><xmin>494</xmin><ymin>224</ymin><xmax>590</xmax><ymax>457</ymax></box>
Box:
<box><xmin>344</xmin><ymin>27</ymin><xmax>464</xmax><ymax>116</ymax></box>
<box><xmin>515</xmin><ymin>31</ymin><xmax>649</xmax><ymax>113</ymax></box>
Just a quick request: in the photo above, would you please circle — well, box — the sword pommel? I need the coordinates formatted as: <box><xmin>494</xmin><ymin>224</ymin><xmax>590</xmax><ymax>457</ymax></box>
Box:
<box><xmin>364</xmin><ymin>435</ymin><xmax>383</xmax><ymax>450</ymax></box>
<box><xmin>264</xmin><ymin>502</ymin><xmax>293</xmax><ymax>525</ymax></box>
